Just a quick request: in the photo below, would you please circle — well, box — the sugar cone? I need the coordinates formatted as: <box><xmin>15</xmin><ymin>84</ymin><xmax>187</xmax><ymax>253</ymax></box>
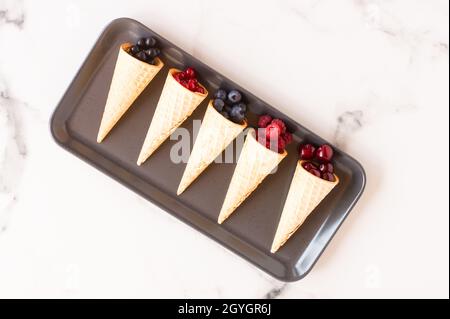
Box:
<box><xmin>218</xmin><ymin>129</ymin><xmax>287</xmax><ymax>224</ymax></box>
<box><xmin>271</xmin><ymin>160</ymin><xmax>339</xmax><ymax>253</ymax></box>
<box><xmin>177</xmin><ymin>102</ymin><xmax>247</xmax><ymax>195</ymax></box>
<box><xmin>137</xmin><ymin>69</ymin><xmax>208</xmax><ymax>165</ymax></box>
<box><xmin>97</xmin><ymin>43</ymin><xmax>164</xmax><ymax>143</ymax></box>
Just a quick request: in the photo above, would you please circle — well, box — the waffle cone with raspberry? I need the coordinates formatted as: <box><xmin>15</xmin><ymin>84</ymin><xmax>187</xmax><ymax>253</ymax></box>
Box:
<box><xmin>177</xmin><ymin>101</ymin><xmax>247</xmax><ymax>195</ymax></box>
<box><xmin>97</xmin><ymin>43</ymin><xmax>164</xmax><ymax>143</ymax></box>
<box><xmin>137</xmin><ymin>68</ymin><xmax>208</xmax><ymax>165</ymax></box>
<box><xmin>271</xmin><ymin>160</ymin><xmax>339</xmax><ymax>253</ymax></box>
<box><xmin>218</xmin><ymin>128</ymin><xmax>287</xmax><ymax>224</ymax></box>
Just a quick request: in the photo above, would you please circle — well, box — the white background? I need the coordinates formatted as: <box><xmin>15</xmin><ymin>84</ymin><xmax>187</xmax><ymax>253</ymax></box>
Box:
<box><xmin>0</xmin><ymin>0</ymin><xmax>448</xmax><ymax>298</ymax></box>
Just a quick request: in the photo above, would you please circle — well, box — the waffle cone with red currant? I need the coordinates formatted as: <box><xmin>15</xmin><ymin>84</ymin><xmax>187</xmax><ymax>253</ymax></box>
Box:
<box><xmin>271</xmin><ymin>144</ymin><xmax>339</xmax><ymax>253</ymax></box>
<box><xmin>137</xmin><ymin>67</ymin><xmax>208</xmax><ymax>165</ymax></box>
<box><xmin>97</xmin><ymin>39</ymin><xmax>164</xmax><ymax>143</ymax></box>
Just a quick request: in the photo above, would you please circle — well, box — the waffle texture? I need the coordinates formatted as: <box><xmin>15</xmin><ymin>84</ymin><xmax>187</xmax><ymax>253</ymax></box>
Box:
<box><xmin>97</xmin><ymin>43</ymin><xmax>164</xmax><ymax>143</ymax></box>
<box><xmin>271</xmin><ymin>160</ymin><xmax>339</xmax><ymax>253</ymax></box>
<box><xmin>137</xmin><ymin>68</ymin><xmax>208</xmax><ymax>165</ymax></box>
<box><xmin>218</xmin><ymin>129</ymin><xmax>287</xmax><ymax>224</ymax></box>
<box><xmin>177</xmin><ymin>102</ymin><xmax>247</xmax><ymax>195</ymax></box>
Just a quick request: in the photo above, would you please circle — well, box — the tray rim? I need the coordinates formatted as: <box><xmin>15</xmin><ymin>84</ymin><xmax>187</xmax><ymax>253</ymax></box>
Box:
<box><xmin>50</xmin><ymin>17</ymin><xmax>367</xmax><ymax>282</ymax></box>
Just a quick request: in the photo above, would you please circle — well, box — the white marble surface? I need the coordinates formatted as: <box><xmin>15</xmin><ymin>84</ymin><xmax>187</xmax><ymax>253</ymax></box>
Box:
<box><xmin>0</xmin><ymin>0</ymin><xmax>448</xmax><ymax>298</ymax></box>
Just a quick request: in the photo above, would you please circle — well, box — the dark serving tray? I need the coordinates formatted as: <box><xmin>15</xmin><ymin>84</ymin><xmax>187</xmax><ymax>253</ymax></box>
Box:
<box><xmin>51</xmin><ymin>18</ymin><xmax>366</xmax><ymax>282</ymax></box>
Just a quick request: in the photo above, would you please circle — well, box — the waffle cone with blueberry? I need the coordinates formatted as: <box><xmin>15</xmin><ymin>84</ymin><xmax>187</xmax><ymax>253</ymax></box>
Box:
<box><xmin>97</xmin><ymin>41</ymin><xmax>164</xmax><ymax>143</ymax></box>
<box><xmin>137</xmin><ymin>68</ymin><xmax>208</xmax><ymax>165</ymax></box>
<box><xmin>177</xmin><ymin>101</ymin><xmax>247</xmax><ymax>195</ymax></box>
<box><xmin>271</xmin><ymin>145</ymin><xmax>339</xmax><ymax>253</ymax></box>
<box><xmin>218</xmin><ymin>128</ymin><xmax>287</xmax><ymax>224</ymax></box>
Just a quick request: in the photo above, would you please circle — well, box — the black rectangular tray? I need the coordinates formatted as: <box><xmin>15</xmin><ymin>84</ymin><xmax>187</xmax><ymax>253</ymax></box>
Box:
<box><xmin>51</xmin><ymin>18</ymin><xmax>366</xmax><ymax>282</ymax></box>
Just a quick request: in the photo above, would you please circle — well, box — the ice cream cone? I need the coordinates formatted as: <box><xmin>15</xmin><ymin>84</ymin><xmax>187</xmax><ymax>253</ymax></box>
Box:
<box><xmin>97</xmin><ymin>43</ymin><xmax>164</xmax><ymax>143</ymax></box>
<box><xmin>271</xmin><ymin>160</ymin><xmax>339</xmax><ymax>253</ymax></box>
<box><xmin>218</xmin><ymin>128</ymin><xmax>287</xmax><ymax>224</ymax></box>
<box><xmin>177</xmin><ymin>102</ymin><xmax>247</xmax><ymax>195</ymax></box>
<box><xmin>137</xmin><ymin>68</ymin><xmax>208</xmax><ymax>165</ymax></box>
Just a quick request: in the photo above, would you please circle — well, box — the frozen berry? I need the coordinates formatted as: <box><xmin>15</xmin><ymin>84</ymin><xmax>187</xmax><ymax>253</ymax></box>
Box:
<box><xmin>185</xmin><ymin>67</ymin><xmax>196</xmax><ymax>79</ymax></box>
<box><xmin>227</xmin><ymin>90</ymin><xmax>242</xmax><ymax>104</ymax></box>
<box><xmin>302</xmin><ymin>161</ymin><xmax>317</xmax><ymax>171</ymax></box>
<box><xmin>282</xmin><ymin>132</ymin><xmax>293</xmax><ymax>144</ymax></box>
<box><xmin>308</xmin><ymin>168</ymin><xmax>321</xmax><ymax>178</ymax></box>
<box><xmin>278</xmin><ymin>137</ymin><xmax>286</xmax><ymax>153</ymax></box>
<box><xmin>145</xmin><ymin>48</ymin><xmax>157</xmax><ymax>58</ymax></box>
<box><xmin>258</xmin><ymin>115</ymin><xmax>273</xmax><ymax>128</ymax></box>
<box><xmin>316</xmin><ymin>144</ymin><xmax>334</xmax><ymax>162</ymax></box>
<box><xmin>271</xmin><ymin>119</ymin><xmax>286</xmax><ymax>134</ymax></box>
<box><xmin>137</xmin><ymin>38</ymin><xmax>147</xmax><ymax>49</ymax></box>
<box><xmin>321</xmin><ymin>172</ymin><xmax>336</xmax><ymax>182</ymax></box>
<box><xmin>187</xmin><ymin>79</ymin><xmax>198</xmax><ymax>91</ymax></box>
<box><xmin>235</xmin><ymin>102</ymin><xmax>247</xmax><ymax>112</ymax></box>
<box><xmin>136</xmin><ymin>51</ymin><xmax>147</xmax><ymax>62</ymax></box>
<box><xmin>255</xmin><ymin>129</ymin><xmax>267</xmax><ymax>142</ymax></box>
<box><xmin>130</xmin><ymin>45</ymin><xmax>140</xmax><ymax>55</ymax></box>
<box><xmin>230</xmin><ymin>105</ymin><xmax>245</xmax><ymax>123</ymax></box>
<box><xmin>300</xmin><ymin>144</ymin><xmax>316</xmax><ymax>160</ymax></box>
<box><xmin>196</xmin><ymin>87</ymin><xmax>205</xmax><ymax>94</ymax></box>
<box><xmin>319</xmin><ymin>163</ymin><xmax>334</xmax><ymax>174</ymax></box>
<box><xmin>266</xmin><ymin>123</ymin><xmax>282</xmax><ymax>140</ymax></box>
<box><xmin>144</xmin><ymin>37</ymin><xmax>156</xmax><ymax>48</ymax></box>
<box><xmin>213</xmin><ymin>99</ymin><xmax>225</xmax><ymax>112</ymax></box>
<box><xmin>221</xmin><ymin>111</ymin><xmax>229</xmax><ymax>119</ymax></box>
<box><xmin>173</xmin><ymin>72</ymin><xmax>182</xmax><ymax>82</ymax></box>
<box><xmin>214</xmin><ymin>89</ymin><xmax>227</xmax><ymax>100</ymax></box>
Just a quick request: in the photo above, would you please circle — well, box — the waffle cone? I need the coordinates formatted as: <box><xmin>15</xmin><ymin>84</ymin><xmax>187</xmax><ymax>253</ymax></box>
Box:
<box><xmin>97</xmin><ymin>43</ymin><xmax>164</xmax><ymax>143</ymax></box>
<box><xmin>177</xmin><ymin>102</ymin><xmax>247</xmax><ymax>195</ymax></box>
<box><xmin>218</xmin><ymin>129</ymin><xmax>287</xmax><ymax>224</ymax></box>
<box><xmin>271</xmin><ymin>160</ymin><xmax>339</xmax><ymax>253</ymax></box>
<box><xmin>137</xmin><ymin>68</ymin><xmax>208</xmax><ymax>165</ymax></box>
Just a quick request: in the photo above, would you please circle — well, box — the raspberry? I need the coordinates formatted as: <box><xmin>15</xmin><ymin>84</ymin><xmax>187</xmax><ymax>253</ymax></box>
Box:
<box><xmin>271</xmin><ymin>119</ymin><xmax>286</xmax><ymax>134</ymax></box>
<box><xmin>266</xmin><ymin>123</ymin><xmax>282</xmax><ymax>141</ymax></box>
<box><xmin>258</xmin><ymin>115</ymin><xmax>273</xmax><ymax>128</ymax></box>
<box><xmin>281</xmin><ymin>132</ymin><xmax>293</xmax><ymax>144</ymax></box>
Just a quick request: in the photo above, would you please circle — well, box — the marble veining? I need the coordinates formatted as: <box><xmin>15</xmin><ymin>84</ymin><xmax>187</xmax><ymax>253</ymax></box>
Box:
<box><xmin>333</xmin><ymin>110</ymin><xmax>364</xmax><ymax>149</ymax></box>
<box><xmin>0</xmin><ymin>0</ymin><xmax>25</xmax><ymax>29</ymax></box>
<box><xmin>264</xmin><ymin>284</ymin><xmax>287</xmax><ymax>299</ymax></box>
<box><xmin>0</xmin><ymin>79</ymin><xmax>27</xmax><ymax>234</ymax></box>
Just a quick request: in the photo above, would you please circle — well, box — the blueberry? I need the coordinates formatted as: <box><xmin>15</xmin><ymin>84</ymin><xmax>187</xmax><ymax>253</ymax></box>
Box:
<box><xmin>230</xmin><ymin>105</ymin><xmax>245</xmax><ymax>123</ymax></box>
<box><xmin>221</xmin><ymin>111</ymin><xmax>230</xmax><ymax>119</ymax></box>
<box><xmin>153</xmin><ymin>48</ymin><xmax>161</xmax><ymax>57</ymax></box>
<box><xmin>130</xmin><ymin>45</ymin><xmax>140</xmax><ymax>55</ymax></box>
<box><xmin>213</xmin><ymin>99</ymin><xmax>225</xmax><ymax>112</ymax></box>
<box><xmin>145</xmin><ymin>48</ymin><xmax>158</xmax><ymax>58</ymax></box>
<box><xmin>214</xmin><ymin>89</ymin><xmax>227</xmax><ymax>101</ymax></box>
<box><xmin>144</xmin><ymin>37</ymin><xmax>156</xmax><ymax>48</ymax></box>
<box><xmin>234</xmin><ymin>102</ymin><xmax>247</xmax><ymax>113</ymax></box>
<box><xmin>224</xmin><ymin>105</ymin><xmax>232</xmax><ymax>114</ymax></box>
<box><xmin>137</xmin><ymin>38</ymin><xmax>147</xmax><ymax>49</ymax></box>
<box><xmin>136</xmin><ymin>51</ymin><xmax>147</xmax><ymax>62</ymax></box>
<box><xmin>146</xmin><ymin>57</ymin><xmax>155</xmax><ymax>65</ymax></box>
<box><xmin>227</xmin><ymin>90</ymin><xmax>242</xmax><ymax>104</ymax></box>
